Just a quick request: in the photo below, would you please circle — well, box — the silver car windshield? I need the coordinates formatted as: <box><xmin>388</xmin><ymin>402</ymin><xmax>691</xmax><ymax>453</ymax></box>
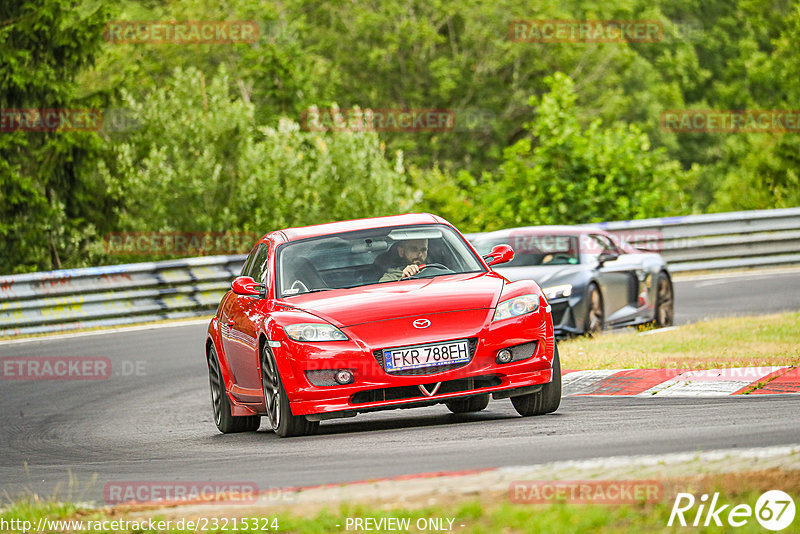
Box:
<box><xmin>471</xmin><ymin>234</ymin><xmax>580</xmax><ymax>266</ymax></box>
<box><xmin>277</xmin><ymin>224</ymin><xmax>485</xmax><ymax>297</ymax></box>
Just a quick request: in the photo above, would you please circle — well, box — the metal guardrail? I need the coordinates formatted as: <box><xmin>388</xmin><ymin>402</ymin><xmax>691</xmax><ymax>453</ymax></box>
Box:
<box><xmin>0</xmin><ymin>256</ymin><xmax>245</xmax><ymax>337</ymax></box>
<box><xmin>1</xmin><ymin>207</ymin><xmax>798</xmax><ymax>337</ymax></box>
<box><xmin>589</xmin><ymin>207</ymin><xmax>800</xmax><ymax>272</ymax></box>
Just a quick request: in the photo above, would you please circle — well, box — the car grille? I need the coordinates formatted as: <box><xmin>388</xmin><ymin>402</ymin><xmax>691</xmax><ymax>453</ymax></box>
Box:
<box><xmin>373</xmin><ymin>337</ymin><xmax>479</xmax><ymax>376</ymax></box>
<box><xmin>507</xmin><ymin>340</ymin><xmax>537</xmax><ymax>362</ymax></box>
<box><xmin>350</xmin><ymin>374</ymin><xmax>502</xmax><ymax>404</ymax></box>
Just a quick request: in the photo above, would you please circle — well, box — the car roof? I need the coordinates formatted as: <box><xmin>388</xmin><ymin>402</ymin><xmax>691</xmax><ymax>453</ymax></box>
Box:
<box><xmin>271</xmin><ymin>213</ymin><xmax>446</xmax><ymax>243</ymax></box>
<box><xmin>470</xmin><ymin>225</ymin><xmax>608</xmax><ymax>239</ymax></box>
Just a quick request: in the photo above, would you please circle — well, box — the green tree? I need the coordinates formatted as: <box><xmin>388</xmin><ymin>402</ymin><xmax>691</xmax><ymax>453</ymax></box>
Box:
<box><xmin>98</xmin><ymin>67</ymin><xmax>405</xmax><ymax>259</ymax></box>
<box><xmin>474</xmin><ymin>73</ymin><xmax>689</xmax><ymax>230</ymax></box>
<box><xmin>0</xmin><ymin>0</ymin><xmax>116</xmax><ymax>274</ymax></box>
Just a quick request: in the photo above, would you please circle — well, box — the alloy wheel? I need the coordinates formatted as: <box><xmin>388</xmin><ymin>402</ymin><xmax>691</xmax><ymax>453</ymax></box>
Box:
<box><xmin>588</xmin><ymin>287</ymin><xmax>604</xmax><ymax>333</ymax></box>
<box><xmin>657</xmin><ymin>276</ymin><xmax>674</xmax><ymax>326</ymax></box>
<box><xmin>207</xmin><ymin>347</ymin><xmax>224</xmax><ymax>425</ymax></box>
<box><xmin>261</xmin><ymin>346</ymin><xmax>281</xmax><ymax>430</ymax></box>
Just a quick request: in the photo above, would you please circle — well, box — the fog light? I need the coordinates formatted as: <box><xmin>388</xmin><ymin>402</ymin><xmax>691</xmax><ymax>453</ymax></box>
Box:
<box><xmin>496</xmin><ymin>349</ymin><xmax>513</xmax><ymax>364</ymax></box>
<box><xmin>334</xmin><ymin>369</ymin><xmax>354</xmax><ymax>385</ymax></box>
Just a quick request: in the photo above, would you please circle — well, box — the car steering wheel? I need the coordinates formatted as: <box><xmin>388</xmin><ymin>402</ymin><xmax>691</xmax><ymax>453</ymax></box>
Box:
<box><xmin>419</xmin><ymin>263</ymin><xmax>448</xmax><ymax>271</ymax></box>
<box><xmin>548</xmin><ymin>253</ymin><xmax>574</xmax><ymax>264</ymax></box>
<box><xmin>408</xmin><ymin>263</ymin><xmax>451</xmax><ymax>278</ymax></box>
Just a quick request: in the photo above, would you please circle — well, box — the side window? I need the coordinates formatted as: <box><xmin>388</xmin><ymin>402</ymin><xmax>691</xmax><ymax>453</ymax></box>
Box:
<box><xmin>240</xmin><ymin>246</ymin><xmax>258</xmax><ymax>276</ymax></box>
<box><xmin>247</xmin><ymin>244</ymin><xmax>269</xmax><ymax>284</ymax></box>
<box><xmin>591</xmin><ymin>234</ymin><xmax>619</xmax><ymax>254</ymax></box>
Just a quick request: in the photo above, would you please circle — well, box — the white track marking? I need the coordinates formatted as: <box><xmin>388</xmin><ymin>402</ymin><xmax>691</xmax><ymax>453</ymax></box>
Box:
<box><xmin>638</xmin><ymin>366</ymin><xmax>789</xmax><ymax>396</ymax></box>
<box><xmin>0</xmin><ymin>318</ymin><xmax>211</xmax><ymax>345</ymax></box>
<box><xmin>675</xmin><ymin>266</ymin><xmax>800</xmax><ymax>282</ymax></box>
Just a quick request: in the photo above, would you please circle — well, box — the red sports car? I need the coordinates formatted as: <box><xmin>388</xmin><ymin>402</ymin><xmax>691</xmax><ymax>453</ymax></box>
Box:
<box><xmin>205</xmin><ymin>214</ymin><xmax>560</xmax><ymax>437</ymax></box>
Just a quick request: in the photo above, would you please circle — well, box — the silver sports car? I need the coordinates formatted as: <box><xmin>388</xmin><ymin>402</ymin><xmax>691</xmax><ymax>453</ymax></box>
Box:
<box><xmin>468</xmin><ymin>226</ymin><xmax>674</xmax><ymax>337</ymax></box>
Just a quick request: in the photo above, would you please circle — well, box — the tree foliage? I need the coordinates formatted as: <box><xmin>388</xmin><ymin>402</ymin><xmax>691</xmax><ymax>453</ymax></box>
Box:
<box><xmin>471</xmin><ymin>74</ymin><xmax>689</xmax><ymax>230</ymax></box>
<box><xmin>99</xmin><ymin>67</ymin><xmax>402</xmax><ymax>240</ymax></box>
<box><xmin>1</xmin><ymin>0</ymin><xmax>114</xmax><ymax>273</ymax></box>
<box><xmin>2</xmin><ymin>0</ymin><xmax>798</xmax><ymax>273</ymax></box>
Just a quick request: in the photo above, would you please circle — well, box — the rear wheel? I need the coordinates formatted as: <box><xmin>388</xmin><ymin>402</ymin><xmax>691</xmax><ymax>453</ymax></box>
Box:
<box><xmin>207</xmin><ymin>345</ymin><xmax>260</xmax><ymax>433</ymax></box>
<box><xmin>511</xmin><ymin>343</ymin><xmax>561</xmax><ymax>416</ymax></box>
<box><xmin>446</xmin><ymin>394</ymin><xmax>490</xmax><ymax>414</ymax></box>
<box><xmin>654</xmin><ymin>272</ymin><xmax>674</xmax><ymax>327</ymax></box>
<box><xmin>261</xmin><ymin>344</ymin><xmax>319</xmax><ymax>438</ymax></box>
<box><xmin>584</xmin><ymin>284</ymin><xmax>604</xmax><ymax>336</ymax></box>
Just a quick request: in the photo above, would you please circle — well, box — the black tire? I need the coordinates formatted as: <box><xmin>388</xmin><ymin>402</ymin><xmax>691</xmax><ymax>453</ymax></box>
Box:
<box><xmin>654</xmin><ymin>272</ymin><xmax>674</xmax><ymax>327</ymax></box>
<box><xmin>511</xmin><ymin>343</ymin><xmax>561</xmax><ymax>416</ymax></box>
<box><xmin>584</xmin><ymin>283</ymin><xmax>604</xmax><ymax>336</ymax></box>
<box><xmin>261</xmin><ymin>344</ymin><xmax>319</xmax><ymax>438</ymax></box>
<box><xmin>207</xmin><ymin>345</ymin><xmax>260</xmax><ymax>433</ymax></box>
<box><xmin>446</xmin><ymin>394</ymin><xmax>490</xmax><ymax>414</ymax></box>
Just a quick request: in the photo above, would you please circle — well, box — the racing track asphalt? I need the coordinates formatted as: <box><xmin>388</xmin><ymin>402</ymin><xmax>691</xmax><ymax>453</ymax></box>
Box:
<box><xmin>673</xmin><ymin>268</ymin><xmax>800</xmax><ymax>324</ymax></box>
<box><xmin>0</xmin><ymin>269</ymin><xmax>798</xmax><ymax>503</ymax></box>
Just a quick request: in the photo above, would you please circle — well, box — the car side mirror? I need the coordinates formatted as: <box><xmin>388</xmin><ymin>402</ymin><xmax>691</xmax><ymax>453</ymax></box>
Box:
<box><xmin>231</xmin><ymin>276</ymin><xmax>266</xmax><ymax>298</ymax></box>
<box><xmin>483</xmin><ymin>244</ymin><xmax>514</xmax><ymax>266</ymax></box>
<box><xmin>597</xmin><ymin>252</ymin><xmax>619</xmax><ymax>266</ymax></box>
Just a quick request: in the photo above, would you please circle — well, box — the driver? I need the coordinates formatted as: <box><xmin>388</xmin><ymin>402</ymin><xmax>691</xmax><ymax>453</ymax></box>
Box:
<box><xmin>379</xmin><ymin>239</ymin><xmax>428</xmax><ymax>282</ymax></box>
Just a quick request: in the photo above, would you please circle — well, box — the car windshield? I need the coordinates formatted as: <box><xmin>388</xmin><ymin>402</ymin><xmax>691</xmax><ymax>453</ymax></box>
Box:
<box><xmin>471</xmin><ymin>233</ymin><xmax>580</xmax><ymax>267</ymax></box>
<box><xmin>276</xmin><ymin>224</ymin><xmax>485</xmax><ymax>297</ymax></box>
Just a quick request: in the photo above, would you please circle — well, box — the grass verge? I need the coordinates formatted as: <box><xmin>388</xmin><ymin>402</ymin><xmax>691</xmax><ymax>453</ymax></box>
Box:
<box><xmin>3</xmin><ymin>470</ymin><xmax>798</xmax><ymax>533</ymax></box>
<box><xmin>559</xmin><ymin>311</ymin><xmax>800</xmax><ymax>370</ymax></box>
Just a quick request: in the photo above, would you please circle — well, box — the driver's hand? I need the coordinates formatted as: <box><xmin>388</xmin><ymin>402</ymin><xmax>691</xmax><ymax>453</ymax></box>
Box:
<box><xmin>401</xmin><ymin>264</ymin><xmax>421</xmax><ymax>279</ymax></box>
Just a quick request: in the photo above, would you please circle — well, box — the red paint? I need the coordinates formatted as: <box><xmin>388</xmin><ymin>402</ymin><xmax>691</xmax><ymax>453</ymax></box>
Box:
<box><xmin>575</xmin><ymin>369</ymin><xmax>685</xmax><ymax>396</ymax></box>
<box><xmin>737</xmin><ymin>367</ymin><xmax>800</xmax><ymax>395</ymax></box>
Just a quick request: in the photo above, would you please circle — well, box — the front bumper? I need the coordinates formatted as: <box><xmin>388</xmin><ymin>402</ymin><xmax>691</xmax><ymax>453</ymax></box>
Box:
<box><xmin>549</xmin><ymin>298</ymin><xmax>586</xmax><ymax>337</ymax></box>
<box><xmin>279</xmin><ymin>307</ymin><xmax>555</xmax><ymax>416</ymax></box>
<box><xmin>296</xmin><ymin>367</ymin><xmax>553</xmax><ymax>419</ymax></box>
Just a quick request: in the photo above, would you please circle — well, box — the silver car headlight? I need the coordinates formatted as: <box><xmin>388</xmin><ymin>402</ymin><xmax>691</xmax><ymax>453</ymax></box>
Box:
<box><xmin>493</xmin><ymin>295</ymin><xmax>540</xmax><ymax>322</ymax></box>
<box><xmin>284</xmin><ymin>323</ymin><xmax>348</xmax><ymax>342</ymax></box>
<box><xmin>543</xmin><ymin>284</ymin><xmax>573</xmax><ymax>300</ymax></box>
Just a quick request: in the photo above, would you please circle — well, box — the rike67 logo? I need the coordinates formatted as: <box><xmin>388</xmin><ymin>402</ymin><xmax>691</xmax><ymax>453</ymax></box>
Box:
<box><xmin>669</xmin><ymin>490</ymin><xmax>796</xmax><ymax>531</ymax></box>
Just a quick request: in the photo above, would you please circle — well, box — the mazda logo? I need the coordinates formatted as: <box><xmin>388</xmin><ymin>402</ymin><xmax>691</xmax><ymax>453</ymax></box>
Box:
<box><xmin>412</xmin><ymin>319</ymin><xmax>431</xmax><ymax>329</ymax></box>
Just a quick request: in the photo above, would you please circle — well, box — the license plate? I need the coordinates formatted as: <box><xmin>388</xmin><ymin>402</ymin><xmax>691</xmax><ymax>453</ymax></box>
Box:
<box><xmin>383</xmin><ymin>339</ymin><xmax>470</xmax><ymax>372</ymax></box>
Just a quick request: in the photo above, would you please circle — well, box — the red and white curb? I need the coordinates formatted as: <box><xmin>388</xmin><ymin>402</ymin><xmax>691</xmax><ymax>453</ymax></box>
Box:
<box><xmin>562</xmin><ymin>367</ymin><xmax>800</xmax><ymax>396</ymax></box>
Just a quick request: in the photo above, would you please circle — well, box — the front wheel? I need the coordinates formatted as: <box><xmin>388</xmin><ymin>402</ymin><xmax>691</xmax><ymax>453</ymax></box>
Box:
<box><xmin>207</xmin><ymin>345</ymin><xmax>260</xmax><ymax>433</ymax></box>
<box><xmin>511</xmin><ymin>343</ymin><xmax>561</xmax><ymax>416</ymax></box>
<box><xmin>584</xmin><ymin>284</ymin><xmax>604</xmax><ymax>336</ymax></box>
<box><xmin>261</xmin><ymin>344</ymin><xmax>319</xmax><ymax>438</ymax></box>
<box><xmin>654</xmin><ymin>272</ymin><xmax>674</xmax><ymax>327</ymax></box>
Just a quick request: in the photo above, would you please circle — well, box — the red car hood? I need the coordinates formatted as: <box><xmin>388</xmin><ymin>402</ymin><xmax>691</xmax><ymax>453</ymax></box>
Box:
<box><xmin>279</xmin><ymin>272</ymin><xmax>504</xmax><ymax>327</ymax></box>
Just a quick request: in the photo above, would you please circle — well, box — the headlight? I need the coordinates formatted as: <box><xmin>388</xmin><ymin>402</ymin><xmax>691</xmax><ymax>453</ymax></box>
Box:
<box><xmin>493</xmin><ymin>295</ymin><xmax>540</xmax><ymax>322</ymax></box>
<box><xmin>543</xmin><ymin>284</ymin><xmax>572</xmax><ymax>300</ymax></box>
<box><xmin>284</xmin><ymin>323</ymin><xmax>348</xmax><ymax>342</ymax></box>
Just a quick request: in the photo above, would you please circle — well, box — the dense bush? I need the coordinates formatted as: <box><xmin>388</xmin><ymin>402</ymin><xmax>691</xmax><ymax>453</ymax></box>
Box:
<box><xmin>2</xmin><ymin>0</ymin><xmax>798</xmax><ymax>273</ymax></box>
